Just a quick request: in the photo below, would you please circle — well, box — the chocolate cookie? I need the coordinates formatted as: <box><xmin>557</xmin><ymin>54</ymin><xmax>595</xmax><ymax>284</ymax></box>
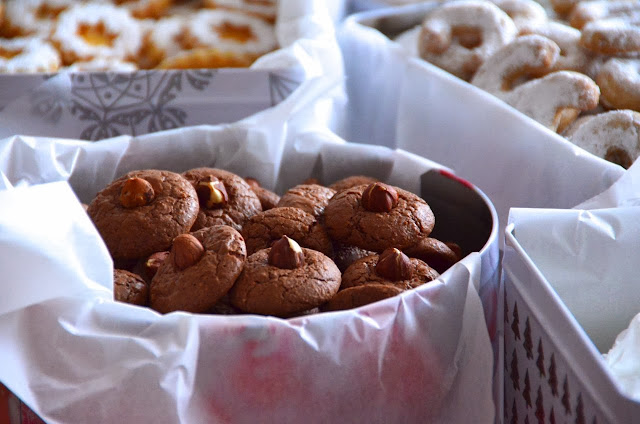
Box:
<box><xmin>329</xmin><ymin>175</ymin><xmax>378</xmax><ymax>193</ymax></box>
<box><xmin>182</xmin><ymin>168</ymin><xmax>262</xmax><ymax>231</ymax></box>
<box><xmin>276</xmin><ymin>184</ymin><xmax>336</xmax><ymax>218</ymax></box>
<box><xmin>404</xmin><ymin>237</ymin><xmax>462</xmax><ymax>274</ymax></box>
<box><xmin>150</xmin><ymin>225</ymin><xmax>247</xmax><ymax>314</ymax></box>
<box><xmin>245</xmin><ymin>177</ymin><xmax>280</xmax><ymax>210</ymax></box>
<box><xmin>241</xmin><ymin>206</ymin><xmax>333</xmax><ymax>257</ymax></box>
<box><xmin>87</xmin><ymin>169</ymin><xmax>199</xmax><ymax>260</ymax></box>
<box><xmin>113</xmin><ymin>269</ymin><xmax>149</xmax><ymax>306</ymax></box>
<box><xmin>229</xmin><ymin>236</ymin><xmax>341</xmax><ymax>317</ymax></box>
<box><xmin>332</xmin><ymin>242</ymin><xmax>375</xmax><ymax>273</ymax></box>
<box><xmin>322</xmin><ymin>284</ymin><xmax>403</xmax><ymax>312</ymax></box>
<box><xmin>341</xmin><ymin>248</ymin><xmax>439</xmax><ymax>291</ymax></box>
<box><xmin>324</xmin><ymin>182</ymin><xmax>436</xmax><ymax>252</ymax></box>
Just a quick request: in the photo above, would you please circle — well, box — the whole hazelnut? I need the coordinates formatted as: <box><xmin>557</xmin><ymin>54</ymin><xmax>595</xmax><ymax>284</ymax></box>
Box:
<box><xmin>196</xmin><ymin>177</ymin><xmax>228</xmax><ymax>209</ymax></box>
<box><xmin>268</xmin><ymin>235</ymin><xmax>305</xmax><ymax>269</ymax></box>
<box><xmin>120</xmin><ymin>177</ymin><xmax>155</xmax><ymax>208</ymax></box>
<box><xmin>145</xmin><ymin>251</ymin><xmax>170</xmax><ymax>279</ymax></box>
<box><xmin>170</xmin><ymin>234</ymin><xmax>204</xmax><ymax>270</ymax></box>
<box><xmin>376</xmin><ymin>248</ymin><xmax>414</xmax><ymax>281</ymax></box>
<box><xmin>361</xmin><ymin>182</ymin><xmax>399</xmax><ymax>213</ymax></box>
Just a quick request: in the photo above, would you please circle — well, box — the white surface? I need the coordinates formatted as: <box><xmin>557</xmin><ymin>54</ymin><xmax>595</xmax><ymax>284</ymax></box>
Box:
<box><xmin>509</xmin><ymin>161</ymin><xmax>640</xmax><ymax>402</ymax></box>
<box><xmin>0</xmin><ymin>77</ymin><xmax>495</xmax><ymax>423</ymax></box>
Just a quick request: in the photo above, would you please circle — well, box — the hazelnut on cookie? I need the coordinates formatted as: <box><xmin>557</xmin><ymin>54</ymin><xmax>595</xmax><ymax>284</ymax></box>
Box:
<box><xmin>324</xmin><ymin>182</ymin><xmax>435</xmax><ymax>252</ymax></box>
<box><xmin>87</xmin><ymin>169</ymin><xmax>199</xmax><ymax>260</ymax></box>
<box><xmin>150</xmin><ymin>225</ymin><xmax>247</xmax><ymax>314</ymax></box>
<box><xmin>183</xmin><ymin>167</ymin><xmax>262</xmax><ymax>231</ymax></box>
<box><xmin>229</xmin><ymin>236</ymin><xmax>341</xmax><ymax>317</ymax></box>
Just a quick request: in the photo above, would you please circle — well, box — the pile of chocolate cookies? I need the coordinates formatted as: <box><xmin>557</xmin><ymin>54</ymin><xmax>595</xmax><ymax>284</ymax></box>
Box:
<box><xmin>88</xmin><ymin>168</ymin><xmax>462</xmax><ymax>318</ymax></box>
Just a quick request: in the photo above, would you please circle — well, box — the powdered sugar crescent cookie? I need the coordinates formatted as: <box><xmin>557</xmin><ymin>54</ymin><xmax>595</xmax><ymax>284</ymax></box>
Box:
<box><xmin>489</xmin><ymin>0</ymin><xmax>547</xmax><ymax>33</ymax></box>
<box><xmin>550</xmin><ymin>0</ymin><xmax>580</xmax><ymax>17</ymax></box>
<box><xmin>569</xmin><ymin>0</ymin><xmax>640</xmax><ymax>29</ymax></box>
<box><xmin>597</xmin><ymin>58</ymin><xmax>640</xmax><ymax>111</ymax></box>
<box><xmin>0</xmin><ymin>37</ymin><xmax>61</xmax><ymax>73</ymax></box>
<box><xmin>507</xmin><ymin>70</ymin><xmax>600</xmax><ymax>133</ymax></box>
<box><xmin>204</xmin><ymin>0</ymin><xmax>277</xmax><ymax>23</ymax></box>
<box><xmin>51</xmin><ymin>3</ymin><xmax>143</xmax><ymax>66</ymax></box>
<box><xmin>418</xmin><ymin>0</ymin><xmax>518</xmax><ymax>81</ymax></box>
<box><xmin>563</xmin><ymin>109</ymin><xmax>640</xmax><ymax>168</ymax></box>
<box><xmin>521</xmin><ymin>21</ymin><xmax>593</xmax><ymax>73</ymax></box>
<box><xmin>471</xmin><ymin>34</ymin><xmax>560</xmax><ymax>96</ymax></box>
<box><xmin>580</xmin><ymin>16</ymin><xmax>640</xmax><ymax>56</ymax></box>
<box><xmin>2</xmin><ymin>0</ymin><xmax>75</xmax><ymax>37</ymax></box>
<box><xmin>472</xmin><ymin>35</ymin><xmax>599</xmax><ymax>132</ymax></box>
<box><xmin>183</xmin><ymin>9</ymin><xmax>277</xmax><ymax>57</ymax></box>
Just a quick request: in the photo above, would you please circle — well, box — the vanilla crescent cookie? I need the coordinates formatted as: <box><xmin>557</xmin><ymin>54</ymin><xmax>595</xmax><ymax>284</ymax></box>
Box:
<box><xmin>0</xmin><ymin>37</ymin><xmax>61</xmax><ymax>73</ymax></box>
<box><xmin>563</xmin><ymin>110</ymin><xmax>640</xmax><ymax>169</ymax></box>
<box><xmin>204</xmin><ymin>0</ymin><xmax>277</xmax><ymax>23</ymax></box>
<box><xmin>580</xmin><ymin>16</ymin><xmax>640</xmax><ymax>56</ymax></box>
<box><xmin>418</xmin><ymin>0</ymin><xmax>518</xmax><ymax>81</ymax></box>
<box><xmin>596</xmin><ymin>58</ymin><xmax>640</xmax><ymax>111</ymax></box>
<box><xmin>569</xmin><ymin>0</ymin><xmax>640</xmax><ymax>30</ymax></box>
<box><xmin>472</xmin><ymin>35</ymin><xmax>600</xmax><ymax>132</ymax></box>
<box><xmin>521</xmin><ymin>21</ymin><xmax>593</xmax><ymax>73</ymax></box>
<box><xmin>2</xmin><ymin>0</ymin><xmax>75</xmax><ymax>37</ymax></box>
<box><xmin>51</xmin><ymin>3</ymin><xmax>143</xmax><ymax>66</ymax></box>
<box><xmin>489</xmin><ymin>0</ymin><xmax>547</xmax><ymax>33</ymax></box>
<box><xmin>549</xmin><ymin>0</ymin><xmax>580</xmax><ymax>17</ymax></box>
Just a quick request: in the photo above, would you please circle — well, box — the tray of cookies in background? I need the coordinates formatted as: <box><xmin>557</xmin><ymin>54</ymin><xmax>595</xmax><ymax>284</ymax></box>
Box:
<box><xmin>0</xmin><ymin>0</ymin><xmax>342</xmax><ymax>140</ymax></box>
<box><xmin>390</xmin><ymin>0</ymin><xmax>640</xmax><ymax>169</ymax></box>
<box><xmin>0</xmin><ymin>0</ymin><xmax>278</xmax><ymax>73</ymax></box>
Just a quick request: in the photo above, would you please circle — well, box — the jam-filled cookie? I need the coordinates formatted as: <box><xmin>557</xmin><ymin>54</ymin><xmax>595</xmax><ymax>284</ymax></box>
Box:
<box><xmin>2</xmin><ymin>0</ymin><xmax>75</xmax><ymax>37</ymax></box>
<box><xmin>324</xmin><ymin>182</ymin><xmax>435</xmax><ymax>252</ymax></box>
<box><xmin>341</xmin><ymin>248</ymin><xmax>440</xmax><ymax>291</ymax></box>
<box><xmin>182</xmin><ymin>167</ymin><xmax>262</xmax><ymax>231</ymax></box>
<box><xmin>114</xmin><ymin>268</ymin><xmax>149</xmax><ymax>306</ymax></box>
<box><xmin>204</xmin><ymin>0</ymin><xmax>277</xmax><ymax>23</ymax></box>
<box><xmin>51</xmin><ymin>3</ymin><xmax>144</xmax><ymax>66</ymax></box>
<box><xmin>150</xmin><ymin>225</ymin><xmax>247</xmax><ymax>314</ymax></box>
<box><xmin>87</xmin><ymin>169</ymin><xmax>199</xmax><ymax>260</ymax></box>
<box><xmin>229</xmin><ymin>236</ymin><xmax>341</xmax><ymax>317</ymax></box>
<box><xmin>0</xmin><ymin>37</ymin><xmax>61</xmax><ymax>73</ymax></box>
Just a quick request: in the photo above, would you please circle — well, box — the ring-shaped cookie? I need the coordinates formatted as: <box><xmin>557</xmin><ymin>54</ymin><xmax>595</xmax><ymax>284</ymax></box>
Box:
<box><xmin>182</xmin><ymin>167</ymin><xmax>262</xmax><ymax>231</ymax></box>
<box><xmin>150</xmin><ymin>225</ymin><xmax>247</xmax><ymax>314</ymax></box>
<box><xmin>108</xmin><ymin>0</ymin><xmax>173</xmax><ymax>19</ymax></box>
<box><xmin>184</xmin><ymin>9</ymin><xmax>277</xmax><ymax>56</ymax></box>
<box><xmin>204</xmin><ymin>0</ymin><xmax>277</xmax><ymax>23</ymax></box>
<box><xmin>87</xmin><ymin>169</ymin><xmax>199</xmax><ymax>260</ymax></box>
<box><xmin>0</xmin><ymin>37</ymin><xmax>61</xmax><ymax>73</ymax></box>
<box><xmin>51</xmin><ymin>3</ymin><xmax>143</xmax><ymax>66</ymax></box>
<box><xmin>324</xmin><ymin>183</ymin><xmax>435</xmax><ymax>252</ymax></box>
<box><xmin>2</xmin><ymin>0</ymin><xmax>75</xmax><ymax>37</ymax></box>
<box><xmin>418</xmin><ymin>0</ymin><xmax>517</xmax><ymax>81</ymax></box>
<box><xmin>138</xmin><ymin>14</ymin><xmax>190</xmax><ymax>69</ymax></box>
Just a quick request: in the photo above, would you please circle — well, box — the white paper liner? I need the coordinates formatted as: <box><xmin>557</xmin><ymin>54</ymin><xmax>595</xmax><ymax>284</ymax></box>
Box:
<box><xmin>508</xmin><ymin>161</ymin><xmax>640</xmax><ymax>402</ymax></box>
<box><xmin>0</xmin><ymin>76</ymin><xmax>496</xmax><ymax>422</ymax></box>
<box><xmin>337</xmin><ymin>3</ymin><xmax>626</xmax><ymax>246</ymax></box>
